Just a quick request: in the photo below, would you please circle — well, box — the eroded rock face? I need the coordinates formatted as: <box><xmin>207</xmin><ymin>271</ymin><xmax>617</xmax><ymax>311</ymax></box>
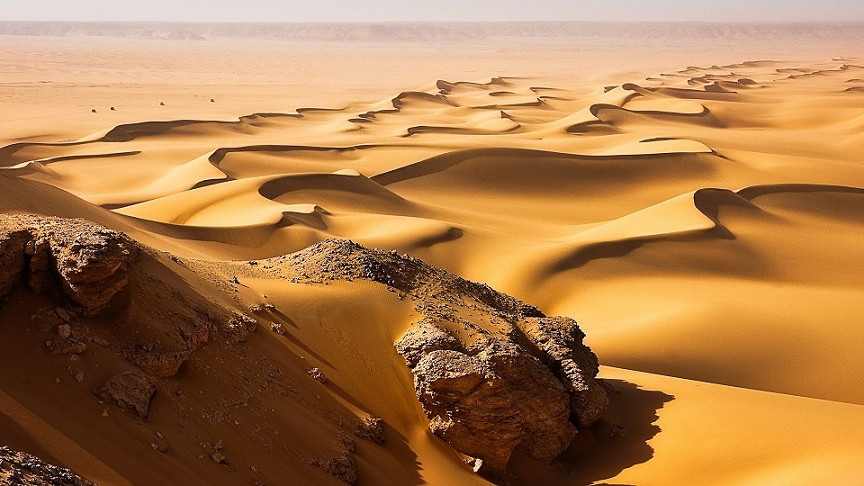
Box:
<box><xmin>398</xmin><ymin>320</ymin><xmax>608</xmax><ymax>477</ymax></box>
<box><xmin>0</xmin><ymin>227</ymin><xmax>29</xmax><ymax>296</ymax></box>
<box><xmin>517</xmin><ymin>316</ymin><xmax>609</xmax><ymax>427</ymax></box>
<box><xmin>0</xmin><ymin>446</ymin><xmax>94</xmax><ymax>486</ymax></box>
<box><xmin>405</xmin><ymin>340</ymin><xmax>578</xmax><ymax>476</ymax></box>
<box><xmin>0</xmin><ymin>214</ymin><xmax>139</xmax><ymax>314</ymax></box>
<box><xmin>95</xmin><ymin>371</ymin><xmax>157</xmax><ymax>419</ymax></box>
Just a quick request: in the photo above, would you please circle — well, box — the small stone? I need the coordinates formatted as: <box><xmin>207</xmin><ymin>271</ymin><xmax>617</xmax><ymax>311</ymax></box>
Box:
<box><xmin>75</xmin><ymin>370</ymin><xmax>85</xmax><ymax>383</ymax></box>
<box><xmin>91</xmin><ymin>336</ymin><xmax>110</xmax><ymax>347</ymax></box>
<box><xmin>55</xmin><ymin>307</ymin><xmax>72</xmax><ymax>323</ymax></box>
<box><xmin>308</xmin><ymin>367</ymin><xmax>327</xmax><ymax>384</ymax></box>
<box><xmin>353</xmin><ymin>415</ymin><xmax>385</xmax><ymax>444</ymax></box>
<box><xmin>58</xmin><ymin>323</ymin><xmax>72</xmax><ymax>339</ymax></box>
<box><xmin>151</xmin><ymin>437</ymin><xmax>168</xmax><ymax>453</ymax></box>
<box><xmin>270</xmin><ymin>322</ymin><xmax>285</xmax><ymax>335</ymax></box>
<box><xmin>210</xmin><ymin>452</ymin><xmax>226</xmax><ymax>464</ymax></box>
<box><xmin>101</xmin><ymin>409</ymin><xmax>109</xmax><ymax>417</ymax></box>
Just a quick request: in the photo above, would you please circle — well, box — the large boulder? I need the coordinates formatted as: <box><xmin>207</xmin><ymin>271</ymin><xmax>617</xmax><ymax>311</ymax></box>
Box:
<box><xmin>95</xmin><ymin>371</ymin><xmax>157</xmax><ymax>419</ymax></box>
<box><xmin>391</xmin><ymin>296</ymin><xmax>607</xmax><ymax>477</ymax></box>
<box><xmin>410</xmin><ymin>345</ymin><xmax>576</xmax><ymax>475</ymax></box>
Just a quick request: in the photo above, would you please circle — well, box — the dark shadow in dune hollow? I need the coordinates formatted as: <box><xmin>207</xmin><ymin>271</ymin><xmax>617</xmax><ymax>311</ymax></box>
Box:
<box><xmin>508</xmin><ymin>379</ymin><xmax>674</xmax><ymax>486</ymax></box>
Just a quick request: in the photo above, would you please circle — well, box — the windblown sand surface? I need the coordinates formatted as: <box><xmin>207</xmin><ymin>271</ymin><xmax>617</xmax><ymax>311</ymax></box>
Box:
<box><xmin>1</xmin><ymin>29</ymin><xmax>864</xmax><ymax>485</ymax></box>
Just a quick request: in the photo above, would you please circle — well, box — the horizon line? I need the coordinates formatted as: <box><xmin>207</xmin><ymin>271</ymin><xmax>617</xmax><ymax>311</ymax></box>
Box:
<box><xmin>2</xmin><ymin>19</ymin><xmax>863</xmax><ymax>25</ymax></box>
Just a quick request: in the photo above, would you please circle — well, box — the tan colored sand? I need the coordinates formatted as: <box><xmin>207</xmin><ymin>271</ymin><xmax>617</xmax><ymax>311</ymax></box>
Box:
<box><xmin>1</xmin><ymin>32</ymin><xmax>863</xmax><ymax>485</ymax></box>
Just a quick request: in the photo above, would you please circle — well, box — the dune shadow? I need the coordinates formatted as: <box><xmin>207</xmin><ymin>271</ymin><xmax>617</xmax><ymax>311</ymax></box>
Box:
<box><xmin>509</xmin><ymin>379</ymin><xmax>673</xmax><ymax>485</ymax></box>
<box><xmin>264</xmin><ymin>310</ymin><xmax>336</xmax><ymax>369</ymax></box>
<box><xmin>356</xmin><ymin>420</ymin><xmax>424</xmax><ymax>486</ymax></box>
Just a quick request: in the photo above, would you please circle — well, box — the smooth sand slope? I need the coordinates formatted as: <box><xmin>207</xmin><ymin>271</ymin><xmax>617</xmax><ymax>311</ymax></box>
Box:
<box><xmin>1</xmin><ymin>34</ymin><xmax>864</xmax><ymax>485</ymax></box>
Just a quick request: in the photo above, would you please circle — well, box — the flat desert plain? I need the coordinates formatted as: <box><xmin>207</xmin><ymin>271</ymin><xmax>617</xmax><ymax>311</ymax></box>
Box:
<box><xmin>1</xmin><ymin>23</ymin><xmax>864</xmax><ymax>485</ymax></box>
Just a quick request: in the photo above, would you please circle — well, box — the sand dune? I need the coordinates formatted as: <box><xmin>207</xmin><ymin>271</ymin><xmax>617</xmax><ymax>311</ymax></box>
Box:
<box><xmin>1</xmin><ymin>31</ymin><xmax>864</xmax><ymax>486</ymax></box>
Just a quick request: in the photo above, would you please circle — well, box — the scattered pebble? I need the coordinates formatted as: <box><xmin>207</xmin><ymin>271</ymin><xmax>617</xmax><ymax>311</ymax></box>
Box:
<box><xmin>57</xmin><ymin>323</ymin><xmax>72</xmax><ymax>339</ymax></box>
<box><xmin>308</xmin><ymin>367</ymin><xmax>327</xmax><ymax>384</ymax></box>
<box><xmin>55</xmin><ymin>307</ymin><xmax>71</xmax><ymax>323</ymax></box>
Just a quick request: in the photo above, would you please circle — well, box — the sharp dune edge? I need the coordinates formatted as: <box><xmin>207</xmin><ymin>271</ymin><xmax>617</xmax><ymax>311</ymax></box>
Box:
<box><xmin>1</xmin><ymin>30</ymin><xmax>864</xmax><ymax>486</ymax></box>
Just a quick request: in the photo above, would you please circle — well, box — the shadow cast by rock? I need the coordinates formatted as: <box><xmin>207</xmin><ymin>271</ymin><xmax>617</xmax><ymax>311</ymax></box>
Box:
<box><xmin>508</xmin><ymin>378</ymin><xmax>674</xmax><ymax>485</ymax></box>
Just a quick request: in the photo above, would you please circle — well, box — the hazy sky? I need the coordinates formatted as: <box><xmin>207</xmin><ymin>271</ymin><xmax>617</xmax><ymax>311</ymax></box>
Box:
<box><xmin>3</xmin><ymin>0</ymin><xmax>864</xmax><ymax>23</ymax></box>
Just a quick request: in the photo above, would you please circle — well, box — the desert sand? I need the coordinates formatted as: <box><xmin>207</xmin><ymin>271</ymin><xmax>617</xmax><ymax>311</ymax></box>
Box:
<box><xmin>1</xmin><ymin>22</ymin><xmax>864</xmax><ymax>485</ymax></box>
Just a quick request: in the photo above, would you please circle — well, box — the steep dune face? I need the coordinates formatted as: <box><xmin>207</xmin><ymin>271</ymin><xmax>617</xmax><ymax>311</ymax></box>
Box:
<box><xmin>2</xmin><ymin>42</ymin><xmax>864</xmax><ymax>486</ymax></box>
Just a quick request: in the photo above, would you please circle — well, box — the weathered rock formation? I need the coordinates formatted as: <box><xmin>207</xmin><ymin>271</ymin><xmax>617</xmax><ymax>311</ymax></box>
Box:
<box><xmin>518</xmin><ymin>316</ymin><xmax>609</xmax><ymax>427</ymax></box>
<box><xmin>0</xmin><ymin>445</ymin><xmax>94</xmax><ymax>486</ymax></box>
<box><xmin>247</xmin><ymin>240</ymin><xmax>609</xmax><ymax>478</ymax></box>
<box><xmin>396</xmin><ymin>315</ymin><xmax>606</xmax><ymax>477</ymax></box>
<box><xmin>0</xmin><ymin>214</ymin><xmax>139</xmax><ymax>314</ymax></box>
<box><xmin>409</xmin><ymin>345</ymin><xmax>576</xmax><ymax>474</ymax></box>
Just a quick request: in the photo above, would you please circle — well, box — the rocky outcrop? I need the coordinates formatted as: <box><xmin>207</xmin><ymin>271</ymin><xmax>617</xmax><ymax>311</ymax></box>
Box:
<box><xmin>280</xmin><ymin>241</ymin><xmax>608</xmax><ymax>478</ymax></box>
<box><xmin>398</xmin><ymin>316</ymin><xmax>607</xmax><ymax>477</ymax></box>
<box><xmin>203</xmin><ymin>239</ymin><xmax>609</xmax><ymax>477</ymax></box>
<box><xmin>517</xmin><ymin>316</ymin><xmax>609</xmax><ymax>427</ymax></box>
<box><xmin>0</xmin><ymin>446</ymin><xmax>94</xmax><ymax>486</ymax></box>
<box><xmin>0</xmin><ymin>226</ymin><xmax>29</xmax><ymax>296</ymax></box>
<box><xmin>311</xmin><ymin>453</ymin><xmax>356</xmax><ymax>485</ymax></box>
<box><xmin>95</xmin><ymin>371</ymin><xmax>157</xmax><ymax>419</ymax></box>
<box><xmin>410</xmin><ymin>345</ymin><xmax>576</xmax><ymax>474</ymax></box>
<box><xmin>0</xmin><ymin>214</ymin><xmax>139</xmax><ymax>314</ymax></box>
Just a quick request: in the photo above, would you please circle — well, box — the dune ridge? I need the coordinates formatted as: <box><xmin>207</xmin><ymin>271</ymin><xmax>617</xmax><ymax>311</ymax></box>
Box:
<box><xmin>2</xmin><ymin>52</ymin><xmax>864</xmax><ymax>485</ymax></box>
